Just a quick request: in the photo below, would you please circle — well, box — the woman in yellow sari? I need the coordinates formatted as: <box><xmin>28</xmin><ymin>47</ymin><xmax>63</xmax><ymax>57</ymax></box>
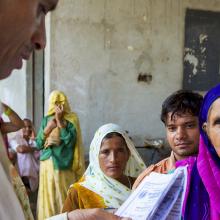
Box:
<box><xmin>62</xmin><ymin>123</ymin><xmax>146</xmax><ymax>212</ymax></box>
<box><xmin>36</xmin><ymin>90</ymin><xmax>85</xmax><ymax>220</ymax></box>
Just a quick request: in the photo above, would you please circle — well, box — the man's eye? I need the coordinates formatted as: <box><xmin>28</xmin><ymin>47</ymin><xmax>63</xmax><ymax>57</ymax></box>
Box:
<box><xmin>186</xmin><ymin>123</ymin><xmax>195</xmax><ymax>128</ymax></box>
<box><xmin>168</xmin><ymin>127</ymin><xmax>176</xmax><ymax>132</ymax></box>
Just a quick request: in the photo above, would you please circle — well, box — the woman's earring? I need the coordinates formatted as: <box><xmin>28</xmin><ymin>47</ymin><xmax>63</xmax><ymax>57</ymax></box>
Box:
<box><xmin>202</xmin><ymin>123</ymin><xmax>207</xmax><ymax>132</ymax></box>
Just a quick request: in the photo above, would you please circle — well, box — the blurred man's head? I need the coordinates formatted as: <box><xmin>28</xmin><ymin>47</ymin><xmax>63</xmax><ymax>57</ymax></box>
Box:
<box><xmin>0</xmin><ymin>0</ymin><xmax>58</xmax><ymax>79</ymax></box>
<box><xmin>161</xmin><ymin>90</ymin><xmax>203</xmax><ymax>160</ymax></box>
<box><xmin>22</xmin><ymin>118</ymin><xmax>33</xmax><ymax>139</ymax></box>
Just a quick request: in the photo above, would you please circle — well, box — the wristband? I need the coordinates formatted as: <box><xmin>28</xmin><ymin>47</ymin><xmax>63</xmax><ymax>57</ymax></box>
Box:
<box><xmin>4</xmin><ymin>107</ymin><xmax>12</xmax><ymax>116</ymax></box>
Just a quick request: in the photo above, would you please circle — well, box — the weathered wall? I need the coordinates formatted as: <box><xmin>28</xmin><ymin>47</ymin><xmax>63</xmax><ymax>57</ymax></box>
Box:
<box><xmin>0</xmin><ymin>64</ymin><xmax>27</xmax><ymax>120</ymax></box>
<box><xmin>47</xmin><ymin>0</ymin><xmax>220</xmax><ymax>152</ymax></box>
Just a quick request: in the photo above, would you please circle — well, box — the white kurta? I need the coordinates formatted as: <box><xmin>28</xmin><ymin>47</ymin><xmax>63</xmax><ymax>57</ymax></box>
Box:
<box><xmin>0</xmin><ymin>134</ymin><xmax>26</xmax><ymax>220</ymax></box>
<box><xmin>10</xmin><ymin>131</ymin><xmax>39</xmax><ymax>191</ymax></box>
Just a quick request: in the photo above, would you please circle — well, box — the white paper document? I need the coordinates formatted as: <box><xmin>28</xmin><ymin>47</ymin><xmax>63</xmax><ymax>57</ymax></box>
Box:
<box><xmin>116</xmin><ymin>167</ymin><xmax>187</xmax><ymax>220</ymax></box>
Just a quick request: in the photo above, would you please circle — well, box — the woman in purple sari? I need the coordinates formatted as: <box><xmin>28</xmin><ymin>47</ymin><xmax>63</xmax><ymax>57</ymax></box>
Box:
<box><xmin>177</xmin><ymin>84</ymin><xmax>220</xmax><ymax>219</ymax></box>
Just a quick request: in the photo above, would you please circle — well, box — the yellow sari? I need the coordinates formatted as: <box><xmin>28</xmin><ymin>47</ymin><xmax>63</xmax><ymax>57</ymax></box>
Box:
<box><xmin>47</xmin><ymin>90</ymin><xmax>85</xmax><ymax>178</ymax></box>
<box><xmin>62</xmin><ymin>177</ymin><xmax>106</xmax><ymax>212</ymax></box>
<box><xmin>37</xmin><ymin>90</ymin><xmax>85</xmax><ymax>220</ymax></box>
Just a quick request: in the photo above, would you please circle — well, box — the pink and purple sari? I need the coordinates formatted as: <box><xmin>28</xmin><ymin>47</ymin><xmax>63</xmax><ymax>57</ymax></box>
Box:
<box><xmin>177</xmin><ymin>84</ymin><xmax>220</xmax><ymax>220</ymax></box>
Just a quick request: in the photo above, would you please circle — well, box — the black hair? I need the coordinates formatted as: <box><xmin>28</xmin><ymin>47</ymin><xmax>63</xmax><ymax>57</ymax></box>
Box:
<box><xmin>161</xmin><ymin>90</ymin><xmax>203</xmax><ymax>125</ymax></box>
<box><xmin>103</xmin><ymin>132</ymin><xmax>124</xmax><ymax>140</ymax></box>
<box><xmin>23</xmin><ymin>118</ymin><xmax>31</xmax><ymax>123</ymax></box>
<box><xmin>102</xmin><ymin>132</ymin><xmax>129</xmax><ymax>153</ymax></box>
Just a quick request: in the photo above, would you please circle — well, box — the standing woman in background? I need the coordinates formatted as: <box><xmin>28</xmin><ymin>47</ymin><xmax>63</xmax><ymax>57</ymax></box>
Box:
<box><xmin>36</xmin><ymin>90</ymin><xmax>85</xmax><ymax>220</ymax></box>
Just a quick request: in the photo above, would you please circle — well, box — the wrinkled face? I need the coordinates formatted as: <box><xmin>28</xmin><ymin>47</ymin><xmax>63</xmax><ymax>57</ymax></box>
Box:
<box><xmin>0</xmin><ymin>0</ymin><xmax>58</xmax><ymax>79</ymax></box>
<box><xmin>22</xmin><ymin>120</ymin><xmax>33</xmax><ymax>138</ymax></box>
<box><xmin>99</xmin><ymin>135</ymin><xmax>130</xmax><ymax>180</ymax></box>
<box><xmin>165</xmin><ymin>112</ymin><xmax>200</xmax><ymax>160</ymax></box>
<box><xmin>204</xmin><ymin>98</ymin><xmax>220</xmax><ymax>157</ymax></box>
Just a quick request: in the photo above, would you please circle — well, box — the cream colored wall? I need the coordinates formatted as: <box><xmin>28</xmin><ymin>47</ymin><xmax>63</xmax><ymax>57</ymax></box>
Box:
<box><xmin>0</xmin><ymin>63</ymin><xmax>27</xmax><ymax>120</ymax></box>
<box><xmin>45</xmin><ymin>0</ymin><xmax>220</xmax><ymax>151</ymax></box>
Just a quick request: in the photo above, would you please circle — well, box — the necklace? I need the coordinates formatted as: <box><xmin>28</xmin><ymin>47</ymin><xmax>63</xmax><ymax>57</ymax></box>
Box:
<box><xmin>126</xmin><ymin>176</ymin><xmax>132</xmax><ymax>189</ymax></box>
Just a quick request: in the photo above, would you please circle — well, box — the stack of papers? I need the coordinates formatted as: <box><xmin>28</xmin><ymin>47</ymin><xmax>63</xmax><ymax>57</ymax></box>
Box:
<box><xmin>116</xmin><ymin>167</ymin><xmax>187</xmax><ymax>220</ymax></box>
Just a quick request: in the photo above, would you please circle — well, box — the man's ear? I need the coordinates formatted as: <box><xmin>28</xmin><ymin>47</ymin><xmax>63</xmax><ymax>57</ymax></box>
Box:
<box><xmin>202</xmin><ymin>122</ymin><xmax>207</xmax><ymax>133</ymax></box>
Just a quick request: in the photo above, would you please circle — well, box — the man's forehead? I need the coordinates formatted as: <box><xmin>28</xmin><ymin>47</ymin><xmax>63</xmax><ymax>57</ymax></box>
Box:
<box><xmin>166</xmin><ymin>112</ymin><xmax>197</xmax><ymax>124</ymax></box>
<box><xmin>24</xmin><ymin>119</ymin><xmax>32</xmax><ymax>125</ymax></box>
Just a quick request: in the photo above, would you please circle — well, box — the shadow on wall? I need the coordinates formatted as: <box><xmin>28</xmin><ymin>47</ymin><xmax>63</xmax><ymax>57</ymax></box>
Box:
<box><xmin>136</xmin><ymin>146</ymin><xmax>171</xmax><ymax>167</ymax></box>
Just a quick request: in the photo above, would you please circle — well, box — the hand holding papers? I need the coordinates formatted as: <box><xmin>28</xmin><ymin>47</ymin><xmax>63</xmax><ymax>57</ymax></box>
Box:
<box><xmin>116</xmin><ymin>167</ymin><xmax>187</xmax><ymax>220</ymax></box>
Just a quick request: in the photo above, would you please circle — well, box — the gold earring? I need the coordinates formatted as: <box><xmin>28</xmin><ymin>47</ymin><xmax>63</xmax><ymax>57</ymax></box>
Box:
<box><xmin>202</xmin><ymin>123</ymin><xmax>207</xmax><ymax>132</ymax></box>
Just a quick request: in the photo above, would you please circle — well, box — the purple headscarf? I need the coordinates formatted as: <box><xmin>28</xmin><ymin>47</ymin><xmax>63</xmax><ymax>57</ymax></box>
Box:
<box><xmin>178</xmin><ymin>84</ymin><xmax>220</xmax><ymax>219</ymax></box>
<box><xmin>197</xmin><ymin>83</ymin><xmax>220</xmax><ymax>218</ymax></box>
<box><xmin>199</xmin><ymin>84</ymin><xmax>220</xmax><ymax>167</ymax></box>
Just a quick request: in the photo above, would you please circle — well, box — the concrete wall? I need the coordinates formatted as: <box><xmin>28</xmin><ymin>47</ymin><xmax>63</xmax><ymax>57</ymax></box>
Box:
<box><xmin>0</xmin><ymin>63</ymin><xmax>27</xmax><ymax>120</ymax></box>
<box><xmin>47</xmin><ymin>0</ymin><xmax>220</xmax><ymax>152</ymax></box>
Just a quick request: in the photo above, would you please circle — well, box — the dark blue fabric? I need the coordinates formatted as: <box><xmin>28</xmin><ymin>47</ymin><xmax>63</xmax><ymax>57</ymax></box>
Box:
<box><xmin>184</xmin><ymin>162</ymin><xmax>210</xmax><ymax>220</ymax></box>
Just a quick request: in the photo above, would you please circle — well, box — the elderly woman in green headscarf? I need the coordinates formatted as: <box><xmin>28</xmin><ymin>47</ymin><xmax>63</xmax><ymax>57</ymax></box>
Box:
<box><xmin>36</xmin><ymin>90</ymin><xmax>85</xmax><ymax>220</ymax></box>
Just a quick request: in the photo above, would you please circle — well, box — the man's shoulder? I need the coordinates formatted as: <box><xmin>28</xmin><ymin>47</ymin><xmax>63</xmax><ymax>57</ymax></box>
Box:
<box><xmin>154</xmin><ymin>156</ymin><xmax>171</xmax><ymax>167</ymax></box>
<box><xmin>132</xmin><ymin>155</ymin><xmax>173</xmax><ymax>189</ymax></box>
